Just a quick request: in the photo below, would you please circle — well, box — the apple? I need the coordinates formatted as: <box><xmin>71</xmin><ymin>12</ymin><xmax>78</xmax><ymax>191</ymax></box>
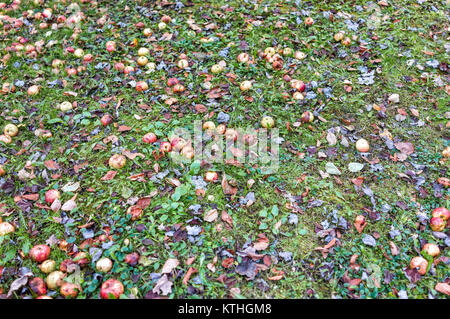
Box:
<box><xmin>60</xmin><ymin>282</ymin><xmax>81</xmax><ymax>298</ymax></box>
<box><xmin>203</xmin><ymin>121</ymin><xmax>216</xmax><ymax>131</ymax></box>
<box><xmin>181</xmin><ymin>145</ymin><xmax>194</xmax><ymax>159</ymax></box>
<box><xmin>304</xmin><ymin>17</ymin><xmax>314</xmax><ymax>25</ymax></box>
<box><xmin>36</xmin><ymin>295</ymin><xmax>52</xmax><ymax>299</ymax></box>
<box><xmin>143</xmin><ymin>28</ymin><xmax>152</xmax><ymax>36</ymax></box>
<box><xmin>83</xmin><ymin>54</ymin><xmax>93</xmax><ymax>62</ymax></box>
<box><xmin>240</xmin><ymin>80</ymin><xmax>252</xmax><ymax>91</ymax></box>
<box><xmin>4</xmin><ymin>123</ymin><xmax>18</xmax><ymax>137</ymax></box>
<box><xmin>127</xmin><ymin>205</ymin><xmax>143</xmax><ymax>221</ymax></box>
<box><xmin>211</xmin><ymin>64</ymin><xmax>222</xmax><ymax>74</ymax></box>
<box><xmin>114</xmin><ymin>62</ymin><xmax>125</xmax><ymax>71</ymax></box>
<box><xmin>292</xmin><ymin>92</ymin><xmax>304</xmax><ymax>100</ymax></box>
<box><xmin>290</xmin><ymin>79</ymin><xmax>306</xmax><ymax>92</ymax></box>
<box><xmin>422</xmin><ymin>243</ymin><xmax>440</xmax><ymax>257</ymax></box>
<box><xmin>409</xmin><ymin>256</ymin><xmax>428</xmax><ymax>275</ymax></box>
<box><xmin>301</xmin><ymin>111</ymin><xmax>314</xmax><ymax>123</ymax></box>
<box><xmin>355</xmin><ymin>215</ymin><xmax>366</xmax><ymax>225</ymax></box>
<box><xmin>0</xmin><ymin>222</ymin><xmax>15</xmax><ymax>236</ymax></box>
<box><xmin>44</xmin><ymin>189</ymin><xmax>60</xmax><ymax>204</ymax></box>
<box><xmin>237</xmin><ymin>53</ymin><xmax>250</xmax><ymax>63</ymax></box>
<box><xmin>282</xmin><ymin>47</ymin><xmax>293</xmax><ymax>56</ymax></box>
<box><xmin>355</xmin><ymin>138</ymin><xmax>370</xmax><ymax>152</ymax></box>
<box><xmin>100</xmin><ymin>279</ymin><xmax>124</xmax><ymax>299</ymax></box>
<box><xmin>29</xmin><ymin>277</ymin><xmax>47</xmax><ymax>296</ymax></box>
<box><xmin>0</xmin><ymin>135</ymin><xmax>11</xmax><ymax>144</ymax></box>
<box><xmin>96</xmin><ymin>257</ymin><xmax>113</xmax><ymax>273</ymax></box>
<box><xmin>137</xmin><ymin>56</ymin><xmax>148</xmax><ymax>66</ymax></box>
<box><xmin>138</xmin><ymin>47</ymin><xmax>149</xmax><ymax>56</ymax></box>
<box><xmin>225</xmin><ymin>128</ymin><xmax>238</xmax><ymax>141</ymax></box>
<box><xmin>442</xmin><ymin>146</ymin><xmax>450</xmax><ymax>158</ymax></box>
<box><xmin>39</xmin><ymin>259</ymin><xmax>56</xmax><ymax>274</ymax></box>
<box><xmin>124</xmin><ymin>66</ymin><xmax>135</xmax><ymax>74</ymax></box>
<box><xmin>59</xmin><ymin>101</ymin><xmax>73</xmax><ymax>112</ymax></box>
<box><xmin>100</xmin><ymin>114</ymin><xmax>113</xmax><ymax>126</ymax></box>
<box><xmin>136</xmin><ymin>81</ymin><xmax>148</xmax><ymax>92</ymax></box>
<box><xmin>74</xmin><ymin>48</ymin><xmax>84</xmax><ymax>58</ymax></box>
<box><xmin>161</xmin><ymin>15</ymin><xmax>172</xmax><ymax>23</ymax></box>
<box><xmin>430</xmin><ymin>217</ymin><xmax>446</xmax><ymax>232</ymax></box>
<box><xmin>172</xmin><ymin>84</ymin><xmax>185</xmax><ymax>93</ymax></box>
<box><xmin>142</xmin><ymin>132</ymin><xmax>157</xmax><ymax>144</ymax></box>
<box><xmin>52</xmin><ymin>59</ymin><xmax>64</xmax><ymax>68</ymax></box>
<box><xmin>0</xmin><ymin>164</ymin><xmax>5</xmax><ymax>177</ymax></box>
<box><xmin>27</xmin><ymin>85</ymin><xmax>39</xmax><ymax>95</ymax></box>
<box><xmin>108</xmin><ymin>154</ymin><xmax>126</xmax><ymax>169</ymax></box>
<box><xmin>106</xmin><ymin>41</ymin><xmax>116</xmax><ymax>53</ymax></box>
<box><xmin>73</xmin><ymin>252</ymin><xmax>89</xmax><ymax>267</ymax></box>
<box><xmin>30</xmin><ymin>245</ymin><xmax>51</xmax><ymax>263</ymax></box>
<box><xmin>216</xmin><ymin>124</ymin><xmax>226</xmax><ymax>135</ymax></box>
<box><xmin>294</xmin><ymin>51</ymin><xmax>306</xmax><ymax>60</ymax></box>
<box><xmin>205</xmin><ymin>171</ymin><xmax>218</xmax><ymax>182</ymax></box>
<box><xmin>42</xmin><ymin>8</ymin><xmax>52</xmax><ymax>19</ymax></box>
<box><xmin>167</xmin><ymin>78</ymin><xmax>179</xmax><ymax>87</ymax></box>
<box><xmin>341</xmin><ymin>37</ymin><xmax>351</xmax><ymax>46</ymax></box>
<box><xmin>124</xmin><ymin>252</ymin><xmax>140</xmax><ymax>266</ymax></box>
<box><xmin>66</xmin><ymin>68</ymin><xmax>77</xmax><ymax>76</ymax></box>
<box><xmin>261</xmin><ymin>116</ymin><xmax>275</xmax><ymax>129</ymax></box>
<box><xmin>432</xmin><ymin>207</ymin><xmax>450</xmax><ymax>221</ymax></box>
<box><xmin>59</xmin><ymin>259</ymin><xmax>77</xmax><ymax>273</ymax></box>
<box><xmin>178</xmin><ymin>59</ymin><xmax>189</xmax><ymax>69</ymax></box>
<box><xmin>264</xmin><ymin>47</ymin><xmax>276</xmax><ymax>57</ymax></box>
<box><xmin>160</xmin><ymin>141</ymin><xmax>172</xmax><ymax>153</ymax></box>
<box><xmin>158</xmin><ymin>22</ymin><xmax>167</xmax><ymax>30</ymax></box>
<box><xmin>45</xmin><ymin>271</ymin><xmax>65</xmax><ymax>290</ymax></box>
<box><xmin>334</xmin><ymin>32</ymin><xmax>344</xmax><ymax>42</ymax></box>
<box><xmin>172</xmin><ymin>138</ymin><xmax>187</xmax><ymax>152</ymax></box>
<box><xmin>147</xmin><ymin>62</ymin><xmax>156</xmax><ymax>71</ymax></box>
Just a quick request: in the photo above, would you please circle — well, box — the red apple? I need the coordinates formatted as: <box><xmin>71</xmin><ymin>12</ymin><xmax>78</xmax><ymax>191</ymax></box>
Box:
<box><xmin>124</xmin><ymin>252</ymin><xmax>140</xmax><ymax>266</ymax></box>
<box><xmin>29</xmin><ymin>245</ymin><xmax>50</xmax><ymax>263</ymax></box>
<box><xmin>167</xmin><ymin>78</ymin><xmax>179</xmax><ymax>87</ymax></box>
<box><xmin>142</xmin><ymin>132</ymin><xmax>157</xmax><ymax>144</ymax></box>
<box><xmin>100</xmin><ymin>279</ymin><xmax>124</xmax><ymax>299</ymax></box>
<box><xmin>432</xmin><ymin>207</ymin><xmax>450</xmax><ymax>221</ymax></box>
<box><xmin>36</xmin><ymin>295</ymin><xmax>52</xmax><ymax>299</ymax></box>
<box><xmin>100</xmin><ymin>114</ymin><xmax>113</xmax><ymax>126</ymax></box>
<box><xmin>114</xmin><ymin>62</ymin><xmax>125</xmax><ymax>71</ymax></box>
<box><xmin>430</xmin><ymin>217</ymin><xmax>446</xmax><ymax>232</ymax></box>
<box><xmin>44</xmin><ymin>189</ymin><xmax>60</xmax><ymax>204</ymax></box>
<box><xmin>60</xmin><ymin>282</ymin><xmax>81</xmax><ymax>298</ymax></box>
<box><xmin>172</xmin><ymin>84</ymin><xmax>185</xmax><ymax>93</ymax></box>
<box><xmin>29</xmin><ymin>277</ymin><xmax>47</xmax><ymax>296</ymax></box>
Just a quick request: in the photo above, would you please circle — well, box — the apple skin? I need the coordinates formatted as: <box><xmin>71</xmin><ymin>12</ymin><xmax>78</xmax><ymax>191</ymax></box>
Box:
<box><xmin>29</xmin><ymin>277</ymin><xmax>47</xmax><ymax>296</ymax></box>
<box><xmin>44</xmin><ymin>189</ymin><xmax>60</xmax><ymax>204</ymax></box>
<box><xmin>430</xmin><ymin>217</ymin><xmax>446</xmax><ymax>232</ymax></box>
<box><xmin>29</xmin><ymin>245</ymin><xmax>51</xmax><ymax>263</ymax></box>
<box><xmin>432</xmin><ymin>207</ymin><xmax>450</xmax><ymax>221</ymax></box>
<box><xmin>142</xmin><ymin>132</ymin><xmax>157</xmax><ymax>144</ymax></box>
<box><xmin>124</xmin><ymin>252</ymin><xmax>140</xmax><ymax>266</ymax></box>
<box><xmin>60</xmin><ymin>282</ymin><xmax>81</xmax><ymax>298</ymax></box>
<box><xmin>100</xmin><ymin>279</ymin><xmax>124</xmax><ymax>299</ymax></box>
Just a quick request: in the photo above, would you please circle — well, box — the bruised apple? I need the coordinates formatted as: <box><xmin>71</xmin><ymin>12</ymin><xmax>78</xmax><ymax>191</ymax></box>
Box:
<box><xmin>430</xmin><ymin>217</ymin><xmax>446</xmax><ymax>232</ymax></box>
<box><xmin>160</xmin><ymin>141</ymin><xmax>172</xmax><ymax>153</ymax></box>
<box><xmin>261</xmin><ymin>116</ymin><xmax>275</xmax><ymax>129</ymax></box>
<box><xmin>100</xmin><ymin>279</ymin><xmax>124</xmax><ymax>299</ymax></box>
<box><xmin>124</xmin><ymin>252</ymin><xmax>140</xmax><ymax>266</ymax></box>
<box><xmin>60</xmin><ymin>282</ymin><xmax>81</xmax><ymax>298</ymax></box>
<box><xmin>45</xmin><ymin>271</ymin><xmax>65</xmax><ymax>290</ymax></box>
<box><xmin>142</xmin><ymin>132</ymin><xmax>157</xmax><ymax>144</ymax></box>
<box><xmin>409</xmin><ymin>256</ymin><xmax>428</xmax><ymax>275</ymax></box>
<box><xmin>29</xmin><ymin>277</ymin><xmax>47</xmax><ymax>296</ymax></box>
<box><xmin>422</xmin><ymin>243</ymin><xmax>440</xmax><ymax>257</ymax></box>
<box><xmin>432</xmin><ymin>207</ymin><xmax>450</xmax><ymax>221</ymax></box>
<box><xmin>301</xmin><ymin>111</ymin><xmax>314</xmax><ymax>123</ymax></box>
<box><xmin>30</xmin><ymin>245</ymin><xmax>51</xmax><ymax>263</ymax></box>
<box><xmin>205</xmin><ymin>171</ymin><xmax>218</xmax><ymax>182</ymax></box>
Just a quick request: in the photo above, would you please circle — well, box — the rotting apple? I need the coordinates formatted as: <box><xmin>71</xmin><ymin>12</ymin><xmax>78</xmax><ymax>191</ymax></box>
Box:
<box><xmin>30</xmin><ymin>245</ymin><xmax>51</xmax><ymax>263</ymax></box>
<box><xmin>334</xmin><ymin>32</ymin><xmax>344</xmax><ymax>42</ymax></box>
<box><xmin>294</xmin><ymin>51</ymin><xmax>306</xmax><ymax>60</ymax></box>
<box><xmin>430</xmin><ymin>217</ymin><xmax>446</xmax><ymax>232</ymax></box>
<box><xmin>442</xmin><ymin>146</ymin><xmax>450</xmax><ymax>158</ymax></box>
<box><xmin>59</xmin><ymin>101</ymin><xmax>73</xmax><ymax>112</ymax></box>
<box><xmin>225</xmin><ymin>128</ymin><xmax>238</xmax><ymax>141</ymax></box>
<box><xmin>0</xmin><ymin>164</ymin><xmax>5</xmax><ymax>177</ymax></box>
<box><xmin>0</xmin><ymin>135</ymin><xmax>11</xmax><ymax>144</ymax></box>
<box><xmin>216</xmin><ymin>124</ymin><xmax>226</xmax><ymax>135</ymax></box>
<box><xmin>290</xmin><ymin>79</ymin><xmax>306</xmax><ymax>92</ymax></box>
<box><xmin>167</xmin><ymin>77</ymin><xmax>179</xmax><ymax>87</ymax></box>
<box><xmin>409</xmin><ymin>256</ymin><xmax>428</xmax><ymax>275</ymax></box>
<box><xmin>304</xmin><ymin>17</ymin><xmax>314</xmax><ymax>25</ymax></box>
<box><xmin>203</xmin><ymin>121</ymin><xmax>216</xmax><ymax>131</ymax></box>
<box><xmin>177</xmin><ymin>59</ymin><xmax>189</xmax><ymax>69</ymax></box>
<box><xmin>108</xmin><ymin>154</ymin><xmax>126</xmax><ymax>169</ymax></box>
<box><xmin>100</xmin><ymin>114</ymin><xmax>113</xmax><ymax>126</ymax></box>
<box><xmin>45</xmin><ymin>271</ymin><xmax>65</xmax><ymax>290</ymax></box>
<box><xmin>301</xmin><ymin>111</ymin><xmax>314</xmax><ymax>123</ymax></box>
<box><xmin>127</xmin><ymin>205</ymin><xmax>143</xmax><ymax>221</ymax></box>
<box><xmin>240</xmin><ymin>80</ymin><xmax>252</xmax><ymax>91</ymax></box>
<box><xmin>29</xmin><ymin>277</ymin><xmax>47</xmax><ymax>296</ymax></box>
<box><xmin>114</xmin><ymin>62</ymin><xmax>125</xmax><ymax>71</ymax></box>
<box><xmin>432</xmin><ymin>207</ymin><xmax>450</xmax><ymax>221</ymax></box>
<box><xmin>44</xmin><ymin>189</ymin><xmax>60</xmax><ymax>204</ymax></box>
<box><xmin>124</xmin><ymin>252</ymin><xmax>140</xmax><ymax>266</ymax></box>
<box><xmin>73</xmin><ymin>252</ymin><xmax>89</xmax><ymax>267</ymax></box>
<box><xmin>160</xmin><ymin>141</ymin><xmax>172</xmax><ymax>153</ymax></box>
<box><xmin>292</xmin><ymin>92</ymin><xmax>304</xmax><ymax>100</ymax></box>
<box><xmin>172</xmin><ymin>84</ymin><xmax>185</xmax><ymax>93</ymax></box>
<box><xmin>60</xmin><ymin>282</ymin><xmax>81</xmax><ymax>298</ymax></box>
<box><xmin>143</xmin><ymin>28</ymin><xmax>152</xmax><ymax>37</ymax></box>
<box><xmin>135</xmin><ymin>81</ymin><xmax>148</xmax><ymax>92</ymax></box>
<box><xmin>237</xmin><ymin>53</ymin><xmax>250</xmax><ymax>63</ymax></box>
<box><xmin>181</xmin><ymin>145</ymin><xmax>194</xmax><ymax>159</ymax></box>
<box><xmin>100</xmin><ymin>279</ymin><xmax>124</xmax><ymax>299</ymax></box>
